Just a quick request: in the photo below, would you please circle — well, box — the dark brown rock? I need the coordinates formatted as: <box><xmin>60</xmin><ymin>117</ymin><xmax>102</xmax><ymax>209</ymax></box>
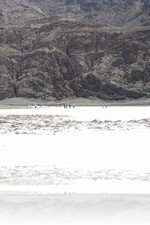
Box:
<box><xmin>0</xmin><ymin>0</ymin><xmax>149</xmax><ymax>101</ymax></box>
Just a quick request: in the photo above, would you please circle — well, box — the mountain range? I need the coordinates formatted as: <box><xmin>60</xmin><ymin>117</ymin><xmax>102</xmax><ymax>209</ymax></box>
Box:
<box><xmin>0</xmin><ymin>0</ymin><xmax>149</xmax><ymax>100</ymax></box>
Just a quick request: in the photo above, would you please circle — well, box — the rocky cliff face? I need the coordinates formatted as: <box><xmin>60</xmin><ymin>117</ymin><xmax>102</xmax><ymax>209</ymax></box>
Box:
<box><xmin>1</xmin><ymin>0</ymin><xmax>150</xmax><ymax>27</ymax></box>
<box><xmin>0</xmin><ymin>0</ymin><xmax>150</xmax><ymax>101</ymax></box>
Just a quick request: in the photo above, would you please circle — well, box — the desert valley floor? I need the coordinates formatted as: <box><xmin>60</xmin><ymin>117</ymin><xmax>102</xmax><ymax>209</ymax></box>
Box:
<box><xmin>0</xmin><ymin>105</ymin><xmax>150</xmax><ymax>224</ymax></box>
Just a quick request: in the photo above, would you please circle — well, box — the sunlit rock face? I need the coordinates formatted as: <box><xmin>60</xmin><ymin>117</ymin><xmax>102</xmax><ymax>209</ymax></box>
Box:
<box><xmin>0</xmin><ymin>0</ymin><xmax>150</xmax><ymax>100</ymax></box>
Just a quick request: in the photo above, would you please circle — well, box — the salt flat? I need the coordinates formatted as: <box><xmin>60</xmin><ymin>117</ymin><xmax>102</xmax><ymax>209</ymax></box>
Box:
<box><xmin>0</xmin><ymin>106</ymin><xmax>150</xmax><ymax>224</ymax></box>
<box><xmin>0</xmin><ymin>106</ymin><xmax>150</xmax><ymax>192</ymax></box>
<box><xmin>0</xmin><ymin>193</ymin><xmax>150</xmax><ymax>225</ymax></box>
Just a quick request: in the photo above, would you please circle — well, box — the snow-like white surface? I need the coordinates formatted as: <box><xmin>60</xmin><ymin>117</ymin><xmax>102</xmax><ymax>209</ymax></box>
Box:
<box><xmin>0</xmin><ymin>193</ymin><xmax>150</xmax><ymax>225</ymax></box>
<box><xmin>0</xmin><ymin>106</ymin><xmax>150</xmax><ymax>194</ymax></box>
<box><xmin>1</xmin><ymin>179</ymin><xmax>150</xmax><ymax>194</ymax></box>
<box><xmin>0</xmin><ymin>130</ymin><xmax>150</xmax><ymax>171</ymax></box>
<box><xmin>0</xmin><ymin>105</ymin><xmax>150</xmax><ymax>120</ymax></box>
<box><xmin>0</xmin><ymin>106</ymin><xmax>150</xmax><ymax>225</ymax></box>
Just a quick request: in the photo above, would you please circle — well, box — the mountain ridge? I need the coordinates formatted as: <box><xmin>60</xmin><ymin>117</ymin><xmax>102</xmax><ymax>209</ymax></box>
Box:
<box><xmin>0</xmin><ymin>0</ymin><xmax>150</xmax><ymax>101</ymax></box>
<box><xmin>0</xmin><ymin>0</ymin><xmax>150</xmax><ymax>27</ymax></box>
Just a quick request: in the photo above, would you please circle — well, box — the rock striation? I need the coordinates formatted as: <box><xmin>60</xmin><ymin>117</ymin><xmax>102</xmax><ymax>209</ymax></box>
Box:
<box><xmin>0</xmin><ymin>0</ymin><xmax>150</xmax><ymax>100</ymax></box>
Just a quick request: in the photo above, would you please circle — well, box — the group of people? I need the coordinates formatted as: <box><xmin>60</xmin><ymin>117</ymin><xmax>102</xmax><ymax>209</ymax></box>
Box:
<box><xmin>63</xmin><ymin>103</ymin><xmax>75</xmax><ymax>108</ymax></box>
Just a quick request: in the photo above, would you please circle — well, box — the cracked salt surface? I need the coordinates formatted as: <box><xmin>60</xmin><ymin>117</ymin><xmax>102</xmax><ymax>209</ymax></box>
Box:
<box><xmin>0</xmin><ymin>106</ymin><xmax>150</xmax><ymax>134</ymax></box>
<box><xmin>0</xmin><ymin>106</ymin><xmax>150</xmax><ymax>193</ymax></box>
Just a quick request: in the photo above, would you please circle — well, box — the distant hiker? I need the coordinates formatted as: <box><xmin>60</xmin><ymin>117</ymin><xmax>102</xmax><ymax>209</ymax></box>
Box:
<box><xmin>63</xmin><ymin>103</ymin><xmax>67</xmax><ymax>108</ymax></box>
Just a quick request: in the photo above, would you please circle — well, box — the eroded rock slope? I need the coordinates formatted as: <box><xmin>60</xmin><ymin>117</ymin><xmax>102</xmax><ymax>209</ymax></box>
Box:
<box><xmin>0</xmin><ymin>0</ymin><xmax>150</xmax><ymax>100</ymax></box>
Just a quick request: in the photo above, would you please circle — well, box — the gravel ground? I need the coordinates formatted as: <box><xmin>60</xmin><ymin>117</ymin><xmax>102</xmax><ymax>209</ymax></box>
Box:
<box><xmin>0</xmin><ymin>97</ymin><xmax>150</xmax><ymax>107</ymax></box>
